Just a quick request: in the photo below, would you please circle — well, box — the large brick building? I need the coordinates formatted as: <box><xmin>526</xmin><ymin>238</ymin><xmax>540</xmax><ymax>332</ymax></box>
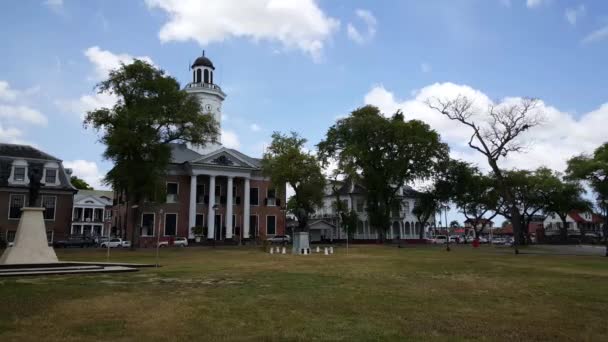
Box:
<box><xmin>0</xmin><ymin>143</ymin><xmax>76</xmax><ymax>244</ymax></box>
<box><xmin>114</xmin><ymin>53</ymin><xmax>286</xmax><ymax>246</ymax></box>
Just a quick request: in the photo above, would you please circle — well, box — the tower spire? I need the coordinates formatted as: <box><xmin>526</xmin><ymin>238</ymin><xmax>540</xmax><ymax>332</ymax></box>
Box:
<box><xmin>202</xmin><ymin>50</ymin><xmax>205</xmax><ymax>57</ymax></box>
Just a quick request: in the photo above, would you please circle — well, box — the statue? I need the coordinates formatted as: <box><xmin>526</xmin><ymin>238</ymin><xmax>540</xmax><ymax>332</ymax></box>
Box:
<box><xmin>28</xmin><ymin>168</ymin><xmax>42</xmax><ymax>207</ymax></box>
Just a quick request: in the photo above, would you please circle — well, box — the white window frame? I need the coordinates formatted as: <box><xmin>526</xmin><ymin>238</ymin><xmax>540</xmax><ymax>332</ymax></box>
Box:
<box><xmin>266</xmin><ymin>215</ymin><xmax>277</xmax><ymax>236</ymax></box>
<box><xmin>166</xmin><ymin>182</ymin><xmax>179</xmax><ymax>203</ymax></box>
<box><xmin>266</xmin><ymin>188</ymin><xmax>277</xmax><ymax>207</ymax></box>
<box><xmin>41</xmin><ymin>195</ymin><xmax>57</xmax><ymax>221</ymax></box>
<box><xmin>8</xmin><ymin>160</ymin><xmax>29</xmax><ymax>185</ymax></box>
<box><xmin>141</xmin><ymin>212</ymin><xmax>156</xmax><ymax>237</ymax></box>
<box><xmin>41</xmin><ymin>162</ymin><xmax>60</xmax><ymax>186</ymax></box>
<box><xmin>164</xmin><ymin>212</ymin><xmax>178</xmax><ymax>236</ymax></box>
<box><xmin>8</xmin><ymin>193</ymin><xmax>26</xmax><ymax>220</ymax></box>
<box><xmin>71</xmin><ymin>224</ymin><xmax>83</xmax><ymax>235</ymax></box>
<box><xmin>250</xmin><ymin>214</ymin><xmax>259</xmax><ymax>236</ymax></box>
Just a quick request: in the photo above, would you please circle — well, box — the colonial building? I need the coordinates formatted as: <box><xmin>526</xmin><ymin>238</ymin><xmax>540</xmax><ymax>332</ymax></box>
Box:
<box><xmin>0</xmin><ymin>143</ymin><xmax>76</xmax><ymax>244</ymax></box>
<box><xmin>310</xmin><ymin>179</ymin><xmax>431</xmax><ymax>241</ymax></box>
<box><xmin>116</xmin><ymin>53</ymin><xmax>286</xmax><ymax>246</ymax></box>
<box><xmin>71</xmin><ymin>190</ymin><xmax>113</xmax><ymax>238</ymax></box>
<box><xmin>543</xmin><ymin>211</ymin><xmax>604</xmax><ymax>237</ymax></box>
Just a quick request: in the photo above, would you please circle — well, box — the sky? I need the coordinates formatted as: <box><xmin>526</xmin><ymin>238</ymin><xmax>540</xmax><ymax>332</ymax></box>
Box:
<box><xmin>1</xmin><ymin>0</ymin><xmax>608</xmax><ymax>224</ymax></box>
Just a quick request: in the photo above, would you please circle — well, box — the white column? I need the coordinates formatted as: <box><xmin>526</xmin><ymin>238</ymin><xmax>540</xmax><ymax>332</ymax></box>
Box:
<box><xmin>207</xmin><ymin>175</ymin><xmax>216</xmax><ymax>240</ymax></box>
<box><xmin>226</xmin><ymin>176</ymin><xmax>234</xmax><ymax>239</ymax></box>
<box><xmin>188</xmin><ymin>175</ymin><xmax>197</xmax><ymax>239</ymax></box>
<box><xmin>243</xmin><ymin>177</ymin><xmax>250</xmax><ymax>239</ymax></box>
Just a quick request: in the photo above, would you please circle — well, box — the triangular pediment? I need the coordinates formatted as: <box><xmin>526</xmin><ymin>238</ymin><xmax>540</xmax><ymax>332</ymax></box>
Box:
<box><xmin>74</xmin><ymin>195</ymin><xmax>107</xmax><ymax>206</ymax></box>
<box><xmin>191</xmin><ymin>148</ymin><xmax>257</xmax><ymax>168</ymax></box>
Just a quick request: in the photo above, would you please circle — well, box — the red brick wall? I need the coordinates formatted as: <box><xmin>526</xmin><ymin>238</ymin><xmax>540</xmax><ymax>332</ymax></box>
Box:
<box><xmin>0</xmin><ymin>190</ymin><xmax>73</xmax><ymax>242</ymax></box>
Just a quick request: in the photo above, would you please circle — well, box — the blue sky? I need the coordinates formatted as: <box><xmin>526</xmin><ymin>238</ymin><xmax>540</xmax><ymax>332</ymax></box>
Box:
<box><xmin>1</xmin><ymin>0</ymin><xmax>608</xmax><ymax>225</ymax></box>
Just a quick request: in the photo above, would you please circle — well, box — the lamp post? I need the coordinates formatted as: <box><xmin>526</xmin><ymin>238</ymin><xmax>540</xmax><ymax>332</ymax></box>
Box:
<box><xmin>444</xmin><ymin>204</ymin><xmax>450</xmax><ymax>252</ymax></box>
<box><xmin>156</xmin><ymin>208</ymin><xmax>163</xmax><ymax>267</ymax></box>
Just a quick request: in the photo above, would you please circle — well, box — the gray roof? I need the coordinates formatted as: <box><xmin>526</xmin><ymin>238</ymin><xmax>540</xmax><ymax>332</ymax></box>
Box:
<box><xmin>169</xmin><ymin>143</ymin><xmax>202</xmax><ymax>164</ymax></box>
<box><xmin>226</xmin><ymin>148</ymin><xmax>262</xmax><ymax>168</ymax></box>
<box><xmin>0</xmin><ymin>143</ymin><xmax>75</xmax><ymax>191</ymax></box>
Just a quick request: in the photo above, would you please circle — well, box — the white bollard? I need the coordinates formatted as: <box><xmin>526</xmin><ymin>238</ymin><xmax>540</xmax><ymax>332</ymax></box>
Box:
<box><xmin>324</xmin><ymin>247</ymin><xmax>328</xmax><ymax>255</ymax></box>
<box><xmin>316</xmin><ymin>246</ymin><xmax>320</xmax><ymax>253</ymax></box>
<box><xmin>275</xmin><ymin>246</ymin><xmax>280</xmax><ymax>253</ymax></box>
<box><xmin>270</xmin><ymin>247</ymin><xmax>274</xmax><ymax>254</ymax></box>
<box><xmin>281</xmin><ymin>247</ymin><xmax>286</xmax><ymax>254</ymax></box>
<box><xmin>304</xmin><ymin>248</ymin><xmax>309</xmax><ymax>255</ymax></box>
<box><xmin>329</xmin><ymin>246</ymin><xmax>334</xmax><ymax>254</ymax></box>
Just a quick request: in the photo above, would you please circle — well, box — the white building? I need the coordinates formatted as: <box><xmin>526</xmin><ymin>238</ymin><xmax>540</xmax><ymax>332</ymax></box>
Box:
<box><xmin>71</xmin><ymin>190</ymin><xmax>113</xmax><ymax>237</ymax></box>
<box><xmin>310</xmin><ymin>179</ymin><xmax>433</xmax><ymax>241</ymax></box>
<box><xmin>543</xmin><ymin>211</ymin><xmax>604</xmax><ymax>237</ymax></box>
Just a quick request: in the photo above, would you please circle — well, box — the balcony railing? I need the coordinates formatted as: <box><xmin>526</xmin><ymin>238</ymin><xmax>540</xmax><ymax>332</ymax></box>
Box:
<box><xmin>185</xmin><ymin>82</ymin><xmax>226</xmax><ymax>96</ymax></box>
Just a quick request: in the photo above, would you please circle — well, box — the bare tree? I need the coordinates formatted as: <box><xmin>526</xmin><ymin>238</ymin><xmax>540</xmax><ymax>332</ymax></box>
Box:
<box><xmin>426</xmin><ymin>96</ymin><xmax>542</xmax><ymax>253</ymax></box>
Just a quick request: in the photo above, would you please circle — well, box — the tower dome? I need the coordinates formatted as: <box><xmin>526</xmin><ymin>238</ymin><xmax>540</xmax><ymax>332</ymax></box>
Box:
<box><xmin>191</xmin><ymin>55</ymin><xmax>215</xmax><ymax>69</ymax></box>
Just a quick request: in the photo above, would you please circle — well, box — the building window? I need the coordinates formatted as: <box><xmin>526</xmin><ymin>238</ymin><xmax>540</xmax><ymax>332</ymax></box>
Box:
<box><xmin>215</xmin><ymin>184</ymin><xmax>221</xmax><ymax>204</ymax></box>
<box><xmin>266</xmin><ymin>189</ymin><xmax>276</xmax><ymax>206</ymax></box>
<box><xmin>14</xmin><ymin>167</ymin><xmax>26</xmax><ymax>181</ymax></box>
<box><xmin>196</xmin><ymin>69</ymin><xmax>201</xmax><ymax>83</ymax></box>
<box><xmin>72</xmin><ymin>225</ymin><xmax>82</xmax><ymax>235</ymax></box>
<box><xmin>45</xmin><ymin>169</ymin><xmax>57</xmax><ymax>184</ymax></box>
<box><xmin>9</xmin><ymin>194</ymin><xmax>25</xmax><ymax>219</ymax></box>
<box><xmin>250</xmin><ymin>187</ymin><xmax>259</xmax><ymax>206</ymax></box>
<box><xmin>266</xmin><ymin>215</ymin><xmax>276</xmax><ymax>235</ymax></box>
<box><xmin>164</xmin><ymin>213</ymin><xmax>177</xmax><ymax>236</ymax></box>
<box><xmin>356</xmin><ymin>200</ymin><xmax>364</xmax><ymax>213</ymax></box>
<box><xmin>196</xmin><ymin>183</ymin><xmax>205</xmax><ymax>204</ymax></box>
<box><xmin>195</xmin><ymin>214</ymin><xmax>204</xmax><ymax>228</ymax></box>
<box><xmin>166</xmin><ymin>182</ymin><xmax>178</xmax><ymax>203</ymax></box>
<box><xmin>141</xmin><ymin>213</ymin><xmax>155</xmax><ymax>236</ymax></box>
<box><xmin>6</xmin><ymin>230</ymin><xmax>16</xmax><ymax>243</ymax></box>
<box><xmin>204</xmin><ymin>69</ymin><xmax>209</xmax><ymax>83</ymax></box>
<box><xmin>357</xmin><ymin>220</ymin><xmax>364</xmax><ymax>235</ymax></box>
<box><xmin>42</xmin><ymin>196</ymin><xmax>56</xmax><ymax>220</ymax></box>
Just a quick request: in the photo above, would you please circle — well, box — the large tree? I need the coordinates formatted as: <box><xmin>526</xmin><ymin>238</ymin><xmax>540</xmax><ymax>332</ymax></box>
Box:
<box><xmin>436</xmin><ymin>160</ymin><xmax>498</xmax><ymax>239</ymax></box>
<box><xmin>412</xmin><ymin>190</ymin><xmax>440</xmax><ymax>239</ymax></box>
<box><xmin>566</xmin><ymin>142</ymin><xmax>608</xmax><ymax>256</ymax></box>
<box><xmin>318</xmin><ymin>105</ymin><xmax>449</xmax><ymax>240</ymax></box>
<box><xmin>70</xmin><ymin>175</ymin><xmax>93</xmax><ymax>190</ymax></box>
<box><xmin>84</xmin><ymin>60</ymin><xmax>218</xmax><ymax>246</ymax></box>
<box><xmin>427</xmin><ymin>96</ymin><xmax>542</xmax><ymax>253</ymax></box>
<box><xmin>261</xmin><ymin>132</ymin><xmax>325</xmax><ymax>231</ymax></box>
<box><xmin>544</xmin><ymin>175</ymin><xmax>591</xmax><ymax>242</ymax></box>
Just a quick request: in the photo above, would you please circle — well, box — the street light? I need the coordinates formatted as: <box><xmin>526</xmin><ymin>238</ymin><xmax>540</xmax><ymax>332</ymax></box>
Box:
<box><xmin>156</xmin><ymin>208</ymin><xmax>163</xmax><ymax>267</ymax></box>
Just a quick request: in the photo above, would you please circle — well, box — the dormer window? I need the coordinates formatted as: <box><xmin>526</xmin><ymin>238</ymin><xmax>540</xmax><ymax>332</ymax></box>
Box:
<box><xmin>8</xmin><ymin>160</ymin><xmax>29</xmax><ymax>185</ymax></box>
<box><xmin>45</xmin><ymin>169</ymin><xmax>57</xmax><ymax>184</ymax></box>
<box><xmin>14</xmin><ymin>167</ymin><xmax>26</xmax><ymax>181</ymax></box>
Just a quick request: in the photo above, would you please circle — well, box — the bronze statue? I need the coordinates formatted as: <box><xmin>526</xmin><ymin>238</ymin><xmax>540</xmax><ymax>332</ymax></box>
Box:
<box><xmin>28</xmin><ymin>168</ymin><xmax>42</xmax><ymax>207</ymax></box>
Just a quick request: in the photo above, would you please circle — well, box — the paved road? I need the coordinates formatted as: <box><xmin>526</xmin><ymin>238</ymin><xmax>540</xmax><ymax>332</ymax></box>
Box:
<box><xmin>524</xmin><ymin>244</ymin><xmax>607</xmax><ymax>256</ymax></box>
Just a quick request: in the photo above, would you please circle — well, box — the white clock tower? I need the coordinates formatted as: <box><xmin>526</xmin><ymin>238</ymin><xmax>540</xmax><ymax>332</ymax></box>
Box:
<box><xmin>185</xmin><ymin>51</ymin><xmax>227</xmax><ymax>155</ymax></box>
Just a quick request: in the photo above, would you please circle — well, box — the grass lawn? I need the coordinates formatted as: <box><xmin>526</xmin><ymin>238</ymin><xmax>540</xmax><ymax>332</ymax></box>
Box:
<box><xmin>1</xmin><ymin>245</ymin><xmax>607</xmax><ymax>341</ymax></box>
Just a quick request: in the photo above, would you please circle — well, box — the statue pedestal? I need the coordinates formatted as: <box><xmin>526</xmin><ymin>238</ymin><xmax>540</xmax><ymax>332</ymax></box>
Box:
<box><xmin>292</xmin><ymin>231</ymin><xmax>310</xmax><ymax>255</ymax></box>
<box><xmin>0</xmin><ymin>207</ymin><xmax>58</xmax><ymax>264</ymax></box>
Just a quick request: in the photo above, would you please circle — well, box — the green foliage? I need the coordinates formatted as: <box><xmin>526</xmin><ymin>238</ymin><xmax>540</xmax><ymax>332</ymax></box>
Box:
<box><xmin>70</xmin><ymin>176</ymin><xmax>93</xmax><ymax>190</ymax></box>
<box><xmin>84</xmin><ymin>60</ymin><xmax>218</xmax><ymax>203</ymax></box>
<box><xmin>318</xmin><ymin>105</ymin><xmax>449</xmax><ymax>235</ymax></box>
<box><xmin>567</xmin><ymin>142</ymin><xmax>608</xmax><ymax>201</ymax></box>
<box><xmin>412</xmin><ymin>190</ymin><xmax>441</xmax><ymax>239</ymax></box>
<box><xmin>261</xmin><ymin>131</ymin><xmax>325</xmax><ymax>230</ymax></box>
<box><xmin>542</xmin><ymin>172</ymin><xmax>592</xmax><ymax>240</ymax></box>
<box><xmin>449</xmin><ymin>220</ymin><xmax>460</xmax><ymax>228</ymax></box>
<box><xmin>340</xmin><ymin>209</ymin><xmax>359</xmax><ymax>238</ymax></box>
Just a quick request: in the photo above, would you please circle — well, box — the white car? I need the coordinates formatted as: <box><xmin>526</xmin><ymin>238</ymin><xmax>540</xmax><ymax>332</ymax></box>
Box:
<box><xmin>100</xmin><ymin>238</ymin><xmax>130</xmax><ymax>248</ymax></box>
<box><xmin>433</xmin><ymin>235</ymin><xmax>448</xmax><ymax>244</ymax></box>
<box><xmin>158</xmin><ymin>237</ymin><xmax>188</xmax><ymax>247</ymax></box>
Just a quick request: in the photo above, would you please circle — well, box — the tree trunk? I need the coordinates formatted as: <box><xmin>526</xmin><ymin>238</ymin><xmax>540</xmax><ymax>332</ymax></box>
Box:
<box><xmin>560</xmin><ymin>218</ymin><xmax>569</xmax><ymax>243</ymax></box>
<box><xmin>510</xmin><ymin>207</ymin><xmax>522</xmax><ymax>254</ymax></box>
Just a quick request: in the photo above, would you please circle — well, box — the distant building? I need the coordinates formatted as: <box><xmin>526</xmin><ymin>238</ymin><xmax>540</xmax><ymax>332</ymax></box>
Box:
<box><xmin>71</xmin><ymin>190</ymin><xmax>113</xmax><ymax>238</ymax></box>
<box><xmin>543</xmin><ymin>211</ymin><xmax>604</xmax><ymax>237</ymax></box>
<box><xmin>310</xmin><ymin>179</ymin><xmax>431</xmax><ymax>241</ymax></box>
<box><xmin>113</xmin><ymin>53</ymin><xmax>285</xmax><ymax>246</ymax></box>
<box><xmin>0</xmin><ymin>143</ymin><xmax>76</xmax><ymax>244</ymax></box>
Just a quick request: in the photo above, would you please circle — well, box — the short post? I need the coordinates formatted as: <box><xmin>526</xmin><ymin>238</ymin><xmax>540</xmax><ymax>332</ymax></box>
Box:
<box><xmin>316</xmin><ymin>246</ymin><xmax>320</xmax><ymax>253</ymax></box>
<box><xmin>281</xmin><ymin>246</ymin><xmax>286</xmax><ymax>254</ymax></box>
<box><xmin>329</xmin><ymin>246</ymin><xmax>334</xmax><ymax>254</ymax></box>
<box><xmin>270</xmin><ymin>247</ymin><xmax>274</xmax><ymax>254</ymax></box>
<box><xmin>324</xmin><ymin>247</ymin><xmax>328</xmax><ymax>255</ymax></box>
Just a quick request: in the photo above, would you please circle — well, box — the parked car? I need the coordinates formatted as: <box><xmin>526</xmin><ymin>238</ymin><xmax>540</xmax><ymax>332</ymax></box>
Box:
<box><xmin>267</xmin><ymin>235</ymin><xmax>291</xmax><ymax>244</ymax></box>
<box><xmin>449</xmin><ymin>235</ymin><xmax>460</xmax><ymax>243</ymax></box>
<box><xmin>158</xmin><ymin>237</ymin><xmax>188</xmax><ymax>247</ymax></box>
<box><xmin>433</xmin><ymin>235</ymin><xmax>448</xmax><ymax>244</ymax></box>
<box><xmin>477</xmin><ymin>236</ymin><xmax>489</xmax><ymax>244</ymax></box>
<box><xmin>100</xmin><ymin>238</ymin><xmax>130</xmax><ymax>248</ymax></box>
<box><xmin>95</xmin><ymin>236</ymin><xmax>109</xmax><ymax>246</ymax></box>
<box><xmin>53</xmin><ymin>236</ymin><xmax>96</xmax><ymax>248</ymax></box>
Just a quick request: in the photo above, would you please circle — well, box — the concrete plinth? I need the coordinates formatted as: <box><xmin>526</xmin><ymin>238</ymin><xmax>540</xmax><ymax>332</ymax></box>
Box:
<box><xmin>0</xmin><ymin>207</ymin><xmax>58</xmax><ymax>264</ymax></box>
<box><xmin>292</xmin><ymin>231</ymin><xmax>310</xmax><ymax>255</ymax></box>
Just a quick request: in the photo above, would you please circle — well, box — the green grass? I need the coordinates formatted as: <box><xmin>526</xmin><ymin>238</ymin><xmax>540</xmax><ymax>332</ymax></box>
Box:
<box><xmin>1</xmin><ymin>245</ymin><xmax>607</xmax><ymax>341</ymax></box>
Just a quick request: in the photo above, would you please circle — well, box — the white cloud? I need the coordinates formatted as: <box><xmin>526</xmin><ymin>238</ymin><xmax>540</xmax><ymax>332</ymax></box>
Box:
<box><xmin>84</xmin><ymin>46</ymin><xmax>155</xmax><ymax>80</ymax></box>
<box><xmin>0</xmin><ymin>81</ymin><xmax>18</xmax><ymax>102</ymax></box>
<box><xmin>64</xmin><ymin>160</ymin><xmax>107</xmax><ymax>190</ymax></box>
<box><xmin>0</xmin><ymin>125</ymin><xmax>25</xmax><ymax>144</ymax></box>
<box><xmin>363</xmin><ymin>82</ymin><xmax>608</xmax><ymax>174</ymax></box>
<box><xmin>420</xmin><ymin>62</ymin><xmax>432</xmax><ymax>73</ymax></box>
<box><xmin>582</xmin><ymin>25</ymin><xmax>608</xmax><ymax>44</ymax></box>
<box><xmin>346</xmin><ymin>9</ymin><xmax>377</xmax><ymax>45</ymax></box>
<box><xmin>221</xmin><ymin>129</ymin><xmax>240</xmax><ymax>149</ymax></box>
<box><xmin>0</xmin><ymin>104</ymin><xmax>47</xmax><ymax>126</ymax></box>
<box><xmin>526</xmin><ymin>0</ymin><xmax>549</xmax><ymax>9</ymax></box>
<box><xmin>250</xmin><ymin>123</ymin><xmax>261</xmax><ymax>132</ymax></box>
<box><xmin>145</xmin><ymin>0</ymin><xmax>339</xmax><ymax>61</ymax></box>
<box><xmin>57</xmin><ymin>92</ymin><xmax>118</xmax><ymax>118</ymax></box>
<box><xmin>565</xmin><ymin>5</ymin><xmax>585</xmax><ymax>26</ymax></box>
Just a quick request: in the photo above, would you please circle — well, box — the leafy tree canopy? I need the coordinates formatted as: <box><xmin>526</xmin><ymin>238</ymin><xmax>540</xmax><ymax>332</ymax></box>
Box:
<box><xmin>70</xmin><ymin>175</ymin><xmax>93</xmax><ymax>190</ymax></box>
